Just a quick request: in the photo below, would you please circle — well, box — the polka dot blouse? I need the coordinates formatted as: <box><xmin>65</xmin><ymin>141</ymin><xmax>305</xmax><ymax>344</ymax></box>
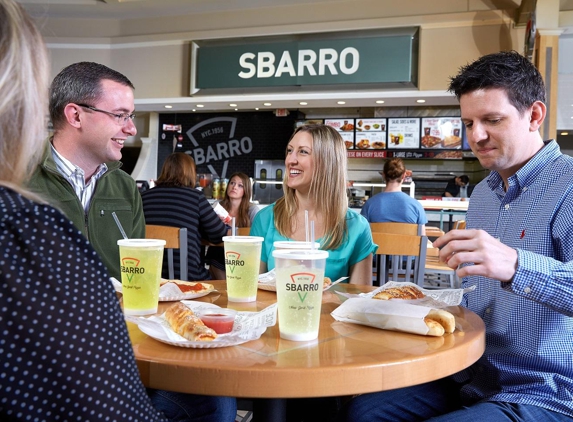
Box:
<box><xmin>0</xmin><ymin>188</ymin><xmax>166</xmax><ymax>421</ymax></box>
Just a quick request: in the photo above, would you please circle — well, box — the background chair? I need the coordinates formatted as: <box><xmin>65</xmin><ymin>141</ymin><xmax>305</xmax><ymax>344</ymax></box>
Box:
<box><xmin>371</xmin><ymin>232</ymin><xmax>428</xmax><ymax>287</ymax></box>
<box><xmin>369</xmin><ymin>222</ymin><xmax>422</xmax><ymax>236</ymax></box>
<box><xmin>424</xmin><ymin>220</ymin><xmax>465</xmax><ymax>288</ymax></box>
<box><xmin>236</xmin><ymin>227</ymin><xmax>250</xmax><ymax>236</ymax></box>
<box><xmin>370</xmin><ymin>222</ymin><xmax>422</xmax><ymax>285</ymax></box>
<box><xmin>145</xmin><ymin>224</ymin><xmax>188</xmax><ymax>280</ymax></box>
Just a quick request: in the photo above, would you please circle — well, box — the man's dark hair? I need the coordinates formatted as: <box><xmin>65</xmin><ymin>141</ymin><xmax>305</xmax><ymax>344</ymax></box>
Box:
<box><xmin>459</xmin><ymin>175</ymin><xmax>470</xmax><ymax>185</ymax></box>
<box><xmin>448</xmin><ymin>50</ymin><xmax>546</xmax><ymax>114</ymax></box>
<box><xmin>49</xmin><ymin>62</ymin><xmax>135</xmax><ymax>130</ymax></box>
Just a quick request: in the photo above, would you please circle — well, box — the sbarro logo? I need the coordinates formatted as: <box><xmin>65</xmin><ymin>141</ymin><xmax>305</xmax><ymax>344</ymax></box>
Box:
<box><xmin>286</xmin><ymin>272</ymin><xmax>319</xmax><ymax>302</ymax></box>
<box><xmin>121</xmin><ymin>257</ymin><xmax>144</xmax><ymax>282</ymax></box>
<box><xmin>225</xmin><ymin>251</ymin><xmax>245</xmax><ymax>274</ymax></box>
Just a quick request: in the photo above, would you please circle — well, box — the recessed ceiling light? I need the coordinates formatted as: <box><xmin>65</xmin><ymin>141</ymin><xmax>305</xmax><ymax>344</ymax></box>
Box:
<box><xmin>337</xmin><ymin>101</ymin><xmax>346</xmax><ymax>105</ymax></box>
<box><xmin>192</xmin><ymin>109</ymin><xmax>196</xmax><ymax>112</ymax></box>
<box><xmin>255</xmin><ymin>107</ymin><xmax>260</xmax><ymax>110</ymax></box>
<box><xmin>376</xmin><ymin>100</ymin><xmax>385</xmax><ymax>104</ymax></box>
<box><xmin>416</xmin><ymin>99</ymin><xmax>426</xmax><ymax>103</ymax></box>
<box><xmin>299</xmin><ymin>102</ymin><xmax>308</xmax><ymax>105</ymax></box>
<box><xmin>235</xmin><ymin>108</ymin><xmax>238</xmax><ymax>111</ymax></box>
<box><xmin>164</xmin><ymin>105</ymin><xmax>173</xmax><ymax>109</ymax></box>
<box><xmin>229</xmin><ymin>104</ymin><xmax>237</xmax><ymax>107</ymax></box>
<box><xmin>561</xmin><ymin>131</ymin><xmax>569</xmax><ymax>135</ymax></box>
<box><xmin>263</xmin><ymin>102</ymin><xmax>272</xmax><ymax>106</ymax></box>
<box><xmin>196</xmin><ymin>104</ymin><xmax>204</xmax><ymax>108</ymax></box>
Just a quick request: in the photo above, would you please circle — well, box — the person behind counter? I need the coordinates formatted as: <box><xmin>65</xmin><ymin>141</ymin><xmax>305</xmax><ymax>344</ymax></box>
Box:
<box><xmin>444</xmin><ymin>174</ymin><xmax>473</xmax><ymax>198</ymax></box>
<box><xmin>0</xmin><ymin>1</ymin><xmax>236</xmax><ymax>421</ymax></box>
<box><xmin>360</xmin><ymin>157</ymin><xmax>428</xmax><ymax>233</ymax></box>
<box><xmin>337</xmin><ymin>51</ymin><xmax>573</xmax><ymax>422</ymax></box>
<box><xmin>250</xmin><ymin>124</ymin><xmax>377</xmax><ymax>285</ymax></box>
<box><xmin>205</xmin><ymin>172</ymin><xmax>259</xmax><ymax>279</ymax></box>
<box><xmin>141</xmin><ymin>152</ymin><xmax>228</xmax><ymax>281</ymax></box>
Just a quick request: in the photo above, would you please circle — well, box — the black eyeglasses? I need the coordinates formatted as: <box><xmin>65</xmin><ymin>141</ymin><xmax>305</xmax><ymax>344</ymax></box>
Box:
<box><xmin>76</xmin><ymin>104</ymin><xmax>136</xmax><ymax>125</ymax></box>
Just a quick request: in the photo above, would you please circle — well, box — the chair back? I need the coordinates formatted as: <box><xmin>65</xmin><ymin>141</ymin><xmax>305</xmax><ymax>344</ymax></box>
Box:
<box><xmin>145</xmin><ymin>225</ymin><xmax>188</xmax><ymax>281</ymax></box>
<box><xmin>372</xmin><ymin>232</ymin><xmax>427</xmax><ymax>287</ymax></box>
<box><xmin>236</xmin><ymin>227</ymin><xmax>251</xmax><ymax>236</ymax></box>
<box><xmin>453</xmin><ymin>220</ymin><xmax>466</xmax><ymax>230</ymax></box>
<box><xmin>369</xmin><ymin>222</ymin><xmax>422</xmax><ymax>235</ymax></box>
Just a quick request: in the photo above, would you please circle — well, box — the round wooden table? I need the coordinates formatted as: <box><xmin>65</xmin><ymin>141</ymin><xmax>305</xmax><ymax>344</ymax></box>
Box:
<box><xmin>126</xmin><ymin>281</ymin><xmax>485</xmax><ymax>421</ymax></box>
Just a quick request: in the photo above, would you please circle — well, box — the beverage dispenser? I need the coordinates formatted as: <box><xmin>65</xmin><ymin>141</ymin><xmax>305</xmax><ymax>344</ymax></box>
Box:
<box><xmin>254</xmin><ymin>160</ymin><xmax>285</xmax><ymax>204</ymax></box>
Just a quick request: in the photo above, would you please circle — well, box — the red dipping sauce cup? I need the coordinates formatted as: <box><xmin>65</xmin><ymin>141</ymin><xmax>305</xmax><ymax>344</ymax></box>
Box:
<box><xmin>198</xmin><ymin>308</ymin><xmax>237</xmax><ymax>334</ymax></box>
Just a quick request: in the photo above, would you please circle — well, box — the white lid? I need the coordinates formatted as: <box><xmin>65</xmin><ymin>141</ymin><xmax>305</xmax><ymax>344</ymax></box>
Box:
<box><xmin>117</xmin><ymin>239</ymin><xmax>166</xmax><ymax>247</ymax></box>
<box><xmin>273</xmin><ymin>241</ymin><xmax>320</xmax><ymax>249</ymax></box>
<box><xmin>272</xmin><ymin>249</ymin><xmax>328</xmax><ymax>260</ymax></box>
<box><xmin>222</xmin><ymin>236</ymin><xmax>264</xmax><ymax>243</ymax></box>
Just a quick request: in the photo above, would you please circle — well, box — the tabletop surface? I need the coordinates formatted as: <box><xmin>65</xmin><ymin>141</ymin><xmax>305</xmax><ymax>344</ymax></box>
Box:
<box><xmin>126</xmin><ymin>281</ymin><xmax>485</xmax><ymax>398</ymax></box>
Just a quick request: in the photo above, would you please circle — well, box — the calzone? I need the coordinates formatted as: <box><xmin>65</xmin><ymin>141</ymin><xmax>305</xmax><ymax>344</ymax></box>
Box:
<box><xmin>164</xmin><ymin>302</ymin><xmax>217</xmax><ymax>341</ymax></box>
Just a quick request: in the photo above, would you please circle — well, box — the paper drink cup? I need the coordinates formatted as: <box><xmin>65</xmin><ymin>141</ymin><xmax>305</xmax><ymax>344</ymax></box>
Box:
<box><xmin>223</xmin><ymin>236</ymin><xmax>264</xmax><ymax>302</ymax></box>
<box><xmin>117</xmin><ymin>239</ymin><xmax>165</xmax><ymax>315</ymax></box>
<box><xmin>272</xmin><ymin>249</ymin><xmax>329</xmax><ymax>341</ymax></box>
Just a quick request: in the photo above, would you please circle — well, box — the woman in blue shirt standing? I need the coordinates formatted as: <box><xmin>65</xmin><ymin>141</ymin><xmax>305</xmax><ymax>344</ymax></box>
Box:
<box><xmin>360</xmin><ymin>157</ymin><xmax>428</xmax><ymax>233</ymax></box>
<box><xmin>250</xmin><ymin>124</ymin><xmax>376</xmax><ymax>285</ymax></box>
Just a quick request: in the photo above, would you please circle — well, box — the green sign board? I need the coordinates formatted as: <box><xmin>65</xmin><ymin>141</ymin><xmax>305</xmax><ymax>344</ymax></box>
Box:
<box><xmin>194</xmin><ymin>30</ymin><xmax>418</xmax><ymax>90</ymax></box>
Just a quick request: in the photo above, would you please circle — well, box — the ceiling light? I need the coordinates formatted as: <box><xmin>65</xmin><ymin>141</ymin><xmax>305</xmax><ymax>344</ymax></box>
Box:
<box><xmin>192</xmin><ymin>109</ymin><xmax>196</xmax><ymax>112</ymax></box>
<box><xmin>255</xmin><ymin>107</ymin><xmax>259</xmax><ymax>110</ymax></box>
<box><xmin>416</xmin><ymin>99</ymin><xmax>426</xmax><ymax>103</ymax></box>
<box><xmin>337</xmin><ymin>101</ymin><xmax>346</xmax><ymax>105</ymax></box>
<box><xmin>561</xmin><ymin>132</ymin><xmax>569</xmax><ymax>135</ymax></box>
<box><xmin>229</xmin><ymin>104</ymin><xmax>237</xmax><ymax>107</ymax></box>
<box><xmin>235</xmin><ymin>108</ymin><xmax>238</xmax><ymax>111</ymax></box>
<box><xmin>299</xmin><ymin>102</ymin><xmax>308</xmax><ymax>105</ymax></box>
<box><xmin>263</xmin><ymin>102</ymin><xmax>272</xmax><ymax>106</ymax></box>
<box><xmin>196</xmin><ymin>104</ymin><xmax>204</xmax><ymax>108</ymax></box>
<box><xmin>164</xmin><ymin>105</ymin><xmax>173</xmax><ymax>109</ymax></box>
<box><xmin>376</xmin><ymin>100</ymin><xmax>385</xmax><ymax>104</ymax></box>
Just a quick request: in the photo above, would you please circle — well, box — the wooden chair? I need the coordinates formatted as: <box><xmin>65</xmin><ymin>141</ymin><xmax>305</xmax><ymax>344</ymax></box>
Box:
<box><xmin>145</xmin><ymin>225</ymin><xmax>188</xmax><ymax>280</ymax></box>
<box><xmin>371</xmin><ymin>232</ymin><xmax>428</xmax><ymax>287</ymax></box>
<box><xmin>424</xmin><ymin>220</ymin><xmax>466</xmax><ymax>288</ymax></box>
<box><xmin>370</xmin><ymin>222</ymin><xmax>423</xmax><ymax>286</ymax></box>
<box><xmin>369</xmin><ymin>222</ymin><xmax>421</xmax><ymax>236</ymax></box>
<box><xmin>236</xmin><ymin>227</ymin><xmax>250</xmax><ymax>236</ymax></box>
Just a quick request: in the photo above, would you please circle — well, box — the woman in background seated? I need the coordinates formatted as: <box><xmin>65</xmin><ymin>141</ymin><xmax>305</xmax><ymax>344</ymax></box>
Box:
<box><xmin>0</xmin><ymin>1</ymin><xmax>235</xmax><ymax>421</ymax></box>
<box><xmin>250</xmin><ymin>124</ymin><xmax>376</xmax><ymax>285</ymax></box>
<box><xmin>360</xmin><ymin>157</ymin><xmax>428</xmax><ymax>233</ymax></box>
<box><xmin>205</xmin><ymin>172</ymin><xmax>259</xmax><ymax>279</ymax></box>
<box><xmin>141</xmin><ymin>152</ymin><xmax>228</xmax><ymax>281</ymax></box>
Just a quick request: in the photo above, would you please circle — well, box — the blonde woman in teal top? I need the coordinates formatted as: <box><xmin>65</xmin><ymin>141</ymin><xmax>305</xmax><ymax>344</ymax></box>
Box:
<box><xmin>250</xmin><ymin>124</ymin><xmax>377</xmax><ymax>284</ymax></box>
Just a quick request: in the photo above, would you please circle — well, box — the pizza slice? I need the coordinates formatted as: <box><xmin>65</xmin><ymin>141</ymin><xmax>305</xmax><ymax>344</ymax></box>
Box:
<box><xmin>161</xmin><ymin>279</ymin><xmax>214</xmax><ymax>295</ymax></box>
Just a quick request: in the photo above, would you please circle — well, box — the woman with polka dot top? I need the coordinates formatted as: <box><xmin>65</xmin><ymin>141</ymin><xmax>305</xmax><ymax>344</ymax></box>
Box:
<box><xmin>0</xmin><ymin>1</ymin><xmax>236</xmax><ymax>421</ymax></box>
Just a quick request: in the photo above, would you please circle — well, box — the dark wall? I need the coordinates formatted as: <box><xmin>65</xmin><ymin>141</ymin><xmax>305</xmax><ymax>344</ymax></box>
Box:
<box><xmin>158</xmin><ymin>112</ymin><xmax>298</xmax><ymax>178</ymax></box>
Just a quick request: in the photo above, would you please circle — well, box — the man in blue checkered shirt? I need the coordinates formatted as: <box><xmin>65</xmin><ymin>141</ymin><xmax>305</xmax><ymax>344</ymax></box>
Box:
<box><xmin>337</xmin><ymin>51</ymin><xmax>573</xmax><ymax>422</ymax></box>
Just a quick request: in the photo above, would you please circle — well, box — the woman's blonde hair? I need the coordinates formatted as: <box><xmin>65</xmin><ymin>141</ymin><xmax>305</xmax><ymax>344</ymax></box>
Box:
<box><xmin>156</xmin><ymin>152</ymin><xmax>197</xmax><ymax>188</ymax></box>
<box><xmin>274</xmin><ymin>124</ymin><xmax>348</xmax><ymax>250</ymax></box>
<box><xmin>220</xmin><ymin>172</ymin><xmax>253</xmax><ymax>227</ymax></box>
<box><xmin>0</xmin><ymin>0</ymin><xmax>50</xmax><ymax>198</ymax></box>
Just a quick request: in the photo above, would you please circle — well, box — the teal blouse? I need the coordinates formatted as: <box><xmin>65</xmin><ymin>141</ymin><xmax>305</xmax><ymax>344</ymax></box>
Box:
<box><xmin>250</xmin><ymin>205</ymin><xmax>377</xmax><ymax>282</ymax></box>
